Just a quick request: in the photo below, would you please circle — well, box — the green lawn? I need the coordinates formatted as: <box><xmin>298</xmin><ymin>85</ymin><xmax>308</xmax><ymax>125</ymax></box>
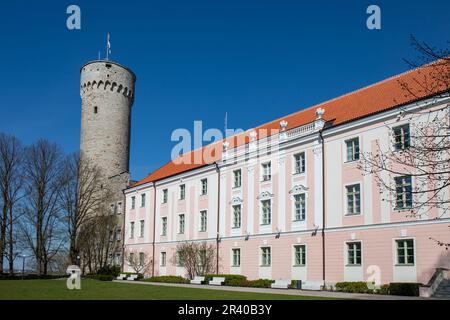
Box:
<box><xmin>0</xmin><ymin>279</ymin><xmax>335</xmax><ymax>300</ymax></box>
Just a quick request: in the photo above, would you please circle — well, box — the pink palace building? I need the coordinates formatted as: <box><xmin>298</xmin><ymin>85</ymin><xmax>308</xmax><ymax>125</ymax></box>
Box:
<box><xmin>122</xmin><ymin>61</ymin><xmax>450</xmax><ymax>288</ymax></box>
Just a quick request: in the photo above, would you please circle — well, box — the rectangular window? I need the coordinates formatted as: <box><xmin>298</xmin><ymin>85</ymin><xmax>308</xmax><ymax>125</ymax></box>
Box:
<box><xmin>232</xmin><ymin>248</ymin><xmax>241</xmax><ymax>267</ymax></box>
<box><xmin>139</xmin><ymin>252</ymin><xmax>145</xmax><ymax>266</ymax></box>
<box><xmin>200</xmin><ymin>210</ymin><xmax>207</xmax><ymax>232</ymax></box>
<box><xmin>345</xmin><ymin>137</ymin><xmax>360</xmax><ymax>162</ymax></box>
<box><xmin>129</xmin><ymin>252</ymin><xmax>134</xmax><ymax>264</ymax></box>
<box><xmin>396</xmin><ymin>239</ymin><xmax>414</xmax><ymax>265</ymax></box>
<box><xmin>161</xmin><ymin>252</ymin><xmax>166</xmax><ymax>267</ymax></box>
<box><xmin>393</xmin><ymin>124</ymin><xmax>410</xmax><ymax>150</ymax></box>
<box><xmin>116</xmin><ymin>228</ymin><xmax>121</xmax><ymax>241</ymax></box>
<box><xmin>395</xmin><ymin>176</ymin><xmax>412</xmax><ymax>209</ymax></box>
<box><xmin>294</xmin><ymin>245</ymin><xmax>306</xmax><ymax>266</ymax></box>
<box><xmin>110</xmin><ymin>203</ymin><xmax>116</xmax><ymax>215</ymax></box>
<box><xmin>117</xmin><ymin>202</ymin><xmax>122</xmax><ymax>214</ymax></box>
<box><xmin>130</xmin><ymin>221</ymin><xmax>135</xmax><ymax>239</ymax></box>
<box><xmin>201</xmin><ymin>179</ymin><xmax>208</xmax><ymax>195</ymax></box>
<box><xmin>179</xmin><ymin>184</ymin><xmax>186</xmax><ymax>200</ymax></box>
<box><xmin>162</xmin><ymin>189</ymin><xmax>168</xmax><ymax>204</ymax></box>
<box><xmin>346</xmin><ymin>184</ymin><xmax>361</xmax><ymax>215</ymax></box>
<box><xmin>261</xmin><ymin>200</ymin><xmax>271</xmax><ymax>225</ymax></box>
<box><xmin>131</xmin><ymin>196</ymin><xmax>136</xmax><ymax>210</ymax></box>
<box><xmin>261</xmin><ymin>247</ymin><xmax>271</xmax><ymax>266</ymax></box>
<box><xmin>176</xmin><ymin>251</ymin><xmax>184</xmax><ymax>267</ymax></box>
<box><xmin>347</xmin><ymin>242</ymin><xmax>362</xmax><ymax>266</ymax></box>
<box><xmin>294</xmin><ymin>194</ymin><xmax>306</xmax><ymax>221</ymax></box>
<box><xmin>141</xmin><ymin>193</ymin><xmax>146</xmax><ymax>207</ymax></box>
<box><xmin>178</xmin><ymin>214</ymin><xmax>185</xmax><ymax>234</ymax></box>
<box><xmin>161</xmin><ymin>217</ymin><xmax>167</xmax><ymax>236</ymax></box>
<box><xmin>262</xmin><ymin>162</ymin><xmax>271</xmax><ymax>181</ymax></box>
<box><xmin>294</xmin><ymin>152</ymin><xmax>306</xmax><ymax>174</ymax></box>
<box><xmin>232</xmin><ymin>205</ymin><xmax>242</xmax><ymax>228</ymax></box>
<box><xmin>139</xmin><ymin>220</ymin><xmax>144</xmax><ymax>238</ymax></box>
<box><xmin>233</xmin><ymin>169</ymin><xmax>242</xmax><ymax>188</ymax></box>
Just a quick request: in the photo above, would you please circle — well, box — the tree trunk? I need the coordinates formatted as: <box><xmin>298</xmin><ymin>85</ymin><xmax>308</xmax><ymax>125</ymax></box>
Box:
<box><xmin>0</xmin><ymin>204</ymin><xmax>6</xmax><ymax>274</ymax></box>
<box><xmin>8</xmin><ymin>204</ymin><xmax>13</xmax><ymax>275</ymax></box>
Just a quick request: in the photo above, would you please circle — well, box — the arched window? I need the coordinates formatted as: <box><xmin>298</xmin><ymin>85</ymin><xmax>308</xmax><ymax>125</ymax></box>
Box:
<box><xmin>94</xmin><ymin>106</ymin><xmax>98</xmax><ymax>114</ymax></box>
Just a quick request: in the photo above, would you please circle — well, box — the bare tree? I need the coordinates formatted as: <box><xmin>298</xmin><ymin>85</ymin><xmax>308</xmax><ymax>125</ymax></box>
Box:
<box><xmin>173</xmin><ymin>241</ymin><xmax>216</xmax><ymax>279</ymax></box>
<box><xmin>59</xmin><ymin>152</ymin><xmax>103</xmax><ymax>265</ymax></box>
<box><xmin>77</xmin><ymin>210</ymin><xmax>118</xmax><ymax>274</ymax></box>
<box><xmin>0</xmin><ymin>133</ymin><xmax>24</xmax><ymax>275</ymax></box>
<box><xmin>359</xmin><ymin>37</ymin><xmax>450</xmax><ymax>248</ymax></box>
<box><xmin>125</xmin><ymin>249</ymin><xmax>153</xmax><ymax>276</ymax></box>
<box><xmin>20</xmin><ymin>139</ymin><xmax>66</xmax><ymax>275</ymax></box>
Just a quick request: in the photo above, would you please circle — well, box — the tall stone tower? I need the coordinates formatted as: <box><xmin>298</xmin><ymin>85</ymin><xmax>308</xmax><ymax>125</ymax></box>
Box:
<box><xmin>80</xmin><ymin>60</ymin><xmax>136</xmax><ymax>178</ymax></box>
<box><xmin>79</xmin><ymin>60</ymin><xmax>136</xmax><ymax>266</ymax></box>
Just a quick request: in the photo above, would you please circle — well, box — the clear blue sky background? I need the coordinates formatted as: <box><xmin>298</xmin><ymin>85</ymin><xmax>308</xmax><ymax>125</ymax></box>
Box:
<box><xmin>0</xmin><ymin>0</ymin><xmax>448</xmax><ymax>181</ymax></box>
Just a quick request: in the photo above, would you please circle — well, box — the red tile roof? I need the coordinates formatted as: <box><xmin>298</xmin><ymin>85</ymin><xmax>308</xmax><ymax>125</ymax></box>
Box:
<box><xmin>134</xmin><ymin>60</ymin><xmax>449</xmax><ymax>186</ymax></box>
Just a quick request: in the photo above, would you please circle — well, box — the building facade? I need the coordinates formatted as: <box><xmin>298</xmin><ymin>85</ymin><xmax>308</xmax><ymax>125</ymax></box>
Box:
<box><xmin>123</xmin><ymin>63</ymin><xmax>450</xmax><ymax>287</ymax></box>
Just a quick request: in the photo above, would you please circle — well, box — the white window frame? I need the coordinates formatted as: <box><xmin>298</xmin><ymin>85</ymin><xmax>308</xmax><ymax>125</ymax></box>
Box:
<box><xmin>260</xmin><ymin>246</ymin><xmax>271</xmax><ymax>267</ymax></box>
<box><xmin>178</xmin><ymin>214</ymin><xmax>185</xmax><ymax>234</ymax></box>
<box><xmin>395</xmin><ymin>238</ymin><xmax>415</xmax><ymax>266</ymax></box>
<box><xmin>200</xmin><ymin>178</ymin><xmax>208</xmax><ymax>195</ymax></box>
<box><xmin>179</xmin><ymin>184</ymin><xmax>186</xmax><ymax>200</ymax></box>
<box><xmin>346</xmin><ymin>241</ymin><xmax>362</xmax><ymax>266</ymax></box>
<box><xmin>261</xmin><ymin>162</ymin><xmax>272</xmax><ymax>182</ymax></box>
<box><xmin>293</xmin><ymin>152</ymin><xmax>306</xmax><ymax>174</ymax></box>
<box><xmin>130</xmin><ymin>221</ymin><xmax>135</xmax><ymax>239</ymax></box>
<box><xmin>345</xmin><ymin>183</ymin><xmax>362</xmax><ymax>216</ymax></box>
<box><xmin>394</xmin><ymin>175</ymin><xmax>413</xmax><ymax>210</ymax></box>
<box><xmin>199</xmin><ymin>210</ymin><xmax>207</xmax><ymax>232</ymax></box>
<box><xmin>131</xmin><ymin>196</ymin><xmax>136</xmax><ymax>210</ymax></box>
<box><xmin>141</xmin><ymin>193</ymin><xmax>146</xmax><ymax>207</ymax></box>
<box><xmin>345</xmin><ymin>137</ymin><xmax>360</xmax><ymax>162</ymax></box>
<box><xmin>260</xmin><ymin>199</ymin><xmax>272</xmax><ymax>225</ymax></box>
<box><xmin>160</xmin><ymin>252</ymin><xmax>167</xmax><ymax>267</ymax></box>
<box><xmin>232</xmin><ymin>204</ymin><xmax>242</xmax><ymax>228</ymax></box>
<box><xmin>293</xmin><ymin>244</ymin><xmax>306</xmax><ymax>267</ymax></box>
<box><xmin>161</xmin><ymin>217</ymin><xmax>167</xmax><ymax>236</ymax></box>
<box><xmin>232</xmin><ymin>248</ymin><xmax>241</xmax><ymax>267</ymax></box>
<box><xmin>393</xmin><ymin>123</ymin><xmax>411</xmax><ymax>151</ymax></box>
<box><xmin>233</xmin><ymin>169</ymin><xmax>242</xmax><ymax>188</ymax></box>
<box><xmin>162</xmin><ymin>189</ymin><xmax>168</xmax><ymax>204</ymax></box>
<box><xmin>293</xmin><ymin>193</ymin><xmax>306</xmax><ymax>221</ymax></box>
<box><xmin>139</xmin><ymin>220</ymin><xmax>145</xmax><ymax>238</ymax></box>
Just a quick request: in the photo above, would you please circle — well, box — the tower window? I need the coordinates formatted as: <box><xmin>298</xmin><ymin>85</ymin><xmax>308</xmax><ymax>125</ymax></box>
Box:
<box><xmin>94</xmin><ymin>106</ymin><xmax>98</xmax><ymax>114</ymax></box>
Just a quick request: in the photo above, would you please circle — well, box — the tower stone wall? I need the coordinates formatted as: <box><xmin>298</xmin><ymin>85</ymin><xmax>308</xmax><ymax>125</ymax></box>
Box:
<box><xmin>80</xmin><ymin>60</ymin><xmax>136</xmax><ymax>179</ymax></box>
<box><xmin>79</xmin><ymin>60</ymin><xmax>136</xmax><ymax>266</ymax></box>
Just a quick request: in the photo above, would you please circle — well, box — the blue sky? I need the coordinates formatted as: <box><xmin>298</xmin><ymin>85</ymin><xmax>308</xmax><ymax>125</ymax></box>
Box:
<box><xmin>0</xmin><ymin>0</ymin><xmax>448</xmax><ymax>181</ymax></box>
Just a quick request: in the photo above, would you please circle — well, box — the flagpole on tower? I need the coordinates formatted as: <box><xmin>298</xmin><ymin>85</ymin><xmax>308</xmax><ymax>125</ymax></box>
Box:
<box><xmin>106</xmin><ymin>33</ymin><xmax>111</xmax><ymax>61</ymax></box>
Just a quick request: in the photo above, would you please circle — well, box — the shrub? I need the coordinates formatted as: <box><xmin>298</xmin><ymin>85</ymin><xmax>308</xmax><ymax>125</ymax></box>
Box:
<box><xmin>0</xmin><ymin>274</ymin><xmax>68</xmax><ymax>280</ymax></box>
<box><xmin>96</xmin><ymin>266</ymin><xmax>121</xmax><ymax>277</ymax></box>
<box><xmin>335</xmin><ymin>282</ymin><xmax>371</xmax><ymax>293</ymax></box>
<box><xmin>204</xmin><ymin>274</ymin><xmax>247</xmax><ymax>285</ymax></box>
<box><xmin>375</xmin><ymin>284</ymin><xmax>390</xmax><ymax>295</ymax></box>
<box><xmin>226</xmin><ymin>279</ymin><xmax>249</xmax><ymax>287</ymax></box>
<box><xmin>83</xmin><ymin>274</ymin><xmax>114</xmax><ymax>281</ymax></box>
<box><xmin>246</xmin><ymin>279</ymin><xmax>274</xmax><ymax>288</ymax></box>
<box><xmin>388</xmin><ymin>283</ymin><xmax>420</xmax><ymax>297</ymax></box>
<box><xmin>122</xmin><ymin>272</ymin><xmax>144</xmax><ymax>280</ymax></box>
<box><xmin>145</xmin><ymin>276</ymin><xmax>189</xmax><ymax>284</ymax></box>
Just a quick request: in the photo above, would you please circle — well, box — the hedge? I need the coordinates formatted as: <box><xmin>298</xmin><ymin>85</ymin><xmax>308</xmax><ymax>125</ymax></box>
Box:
<box><xmin>204</xmin><ymin>274</ymin><xmax>247</xmax><ymax>285</ymax></box>
<box><xmin>225</xmin><ymin>278</ymin><xmax>274</xmax><ymax>288</ymax></box>
<box><xmin>334</xmin><ymin>281</ymin><xmax>420</xmax><ymax>296</ymax></box>
<box><xmin>0</xmin><ymin>274</ymin><xmax>68</xmax><ymax>280</ymax></box>
<box><xmin>83</xmin><ymin>274</ymin><xmax>114</xmax><ymax>281</ymax></box>
<box><xmin>388</xmin><ymin>283</ymin><xmax>420</xmax><ymax>297</ymax></box>
<box><xmin>144</xmin><ymin>276</ymin><xmax>190</xmax><ymax>284</ymax></box>
<box><xmin>335</xmin><ymin>281</ymin><xmax>371</xmax><ymax>293</ymax></box>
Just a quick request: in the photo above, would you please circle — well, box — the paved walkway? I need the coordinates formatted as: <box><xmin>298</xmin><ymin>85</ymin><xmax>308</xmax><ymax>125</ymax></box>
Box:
<box><xmin>114</xmin><ymin>280</ymin><xmax>431</xmax><ymax>300</ymax></box>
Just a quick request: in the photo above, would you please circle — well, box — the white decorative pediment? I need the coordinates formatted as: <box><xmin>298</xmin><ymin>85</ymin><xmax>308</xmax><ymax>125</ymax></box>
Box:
<box><xmin>229</xmin><ymin>196</ymin><xmax>243</xmax><ymax>205</ymax></box>
<box><xmin>257</xmin><ymin>191</ymin><xmax>274</xmax><ymax>200</ymax></box>
<box><xmin>289</xmin><ymin>184</ymin><xmax>309</xmax><ymax>195</ymax></box>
